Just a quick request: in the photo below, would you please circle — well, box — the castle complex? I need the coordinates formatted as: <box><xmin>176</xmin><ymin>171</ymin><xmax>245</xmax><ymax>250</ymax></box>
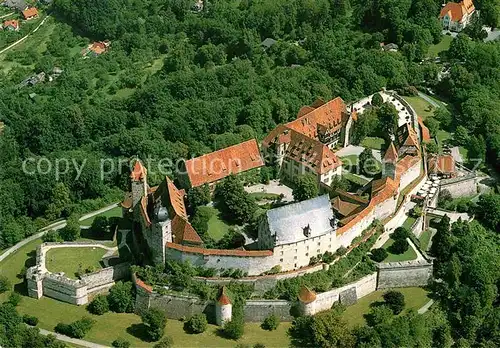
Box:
<box><xmin>122</xmin><ymin>91</ymin><xmax>428</xmax><ymax>277</ymax></box>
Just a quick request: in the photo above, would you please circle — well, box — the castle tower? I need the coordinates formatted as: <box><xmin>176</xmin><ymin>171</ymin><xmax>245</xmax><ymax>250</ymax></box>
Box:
<box><xmin>298</xmin><ymin>285</ymin><xmax>317</xmax><ymax>316</ymax></box>
<box><xmin>130</xmin><ymin>160</ymin><xmax>148</xmax><ymax>208</ymax></box>
<box><xmin>215</xmin><ymin>287</ymin><xmax>232</xmax><ymax>326</ymax></box>
<box><xmin>382</xmin><ymin>142</ymin><xmax>398</xmax><ymax>180</ymax></box>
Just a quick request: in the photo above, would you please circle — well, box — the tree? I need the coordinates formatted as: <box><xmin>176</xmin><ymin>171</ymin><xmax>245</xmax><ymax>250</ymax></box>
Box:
<box><xmin>425</xmin><ymin>142</ymin><xmax>439</xmax><ymax>154</ymax></box>
<box><xmin>366</xmin><ymin>305</ymin><xmax>393</xmax><ymax>327</ymax></box>
<box><xmin>42</xmin><ymin>230</ymin><xmax>61</xmax><ymax>243</ymax></box>
<box><xmin>215</xmin><ymin>175</ymin><xmax>258</xmax><ymax>224</ymax></box>
<box><xmin>474</xmin><ymin>194</ymin><xmax>500</xmax><ymax>231</ymax></box>
<box><xmin>153</xmin><ymin>336</ymin><xmax>174</xmax><ymax>348</ymax></box>
<box><xmin>391</xmin><ymin>227</ymin><xmax>410</xmax><ymax>241</ymax></box>
<box><xmin>261</xmin><ymin>314</ymin><xmax>280</xmax><ymax>331</ymax></box>
<box><xmin>0</xmin><ymin>275</ymin><xmax>11</xmax><ymax>293</ymax></box>
<box><xmin>468</xmin><ymin>135</ymin><xmax>486</xmax><ymax>165</ymax></box>
<box><xmin>87</xmin><ymin>294</ymin><xmax>109</xmax><ymax>315</ymax></box>
<box><xmin>383</xmin><ymin>291</ymin><xmax>405</xmax><ymax>314</ymax></box>
<box><xmin>59</xmin><ymin>214</ymin><xmax>81</xmax><ymax>241</ymax></box>
<box><xmin>185</xmin><ymin>313</ymin><xmax>208</xmax><ymax>334</ymax></box>
<box><xmin>8</xmin><ymin>292</ymin><xmax>21</xmax><ymax>306</ymax></box>
<box><xmin>45</xmin><ymin>182</ymin><xmax>71</xmax><ymax>220</ymax></box>
<box><xmin>423</xmin><ymin>117</ymin><xmax>440</xmax><ymax>137</ymax></box>
<box><xmin>107</xmin><ymin>281</ymin><xmax>134</xmax><ymax>313</ymax></box>
<box><xmin>292</xmin><ymin>174</ymin><xmax>319</xmax><ymax>201</ymax></box>
<box><xmin>370</xmin><ymin>248</ymin><xmax>388</xmax><ymax>262</ymax></box>
<box><xmin>377</xmin><ymin>103</ymin><xmax>399</xmax><ymax>137</ymax></box>
<box><xmin>55</xmin><ymin>317</ymin><xmax>95</xmax><ymax>339</ymax></box>
<box><xmin>187</xmin><ymin>185</ymin><xmax>211</xmax><ymax>213</ymax></box>
<box><xmin>454</xmin><ymin>126</ymin><xmax>470</xmax><ymax>146</ymax></box>
<box><xmin>310</xmin><ymin>310</ymin><xmax>355</xmax><ymax>347</ymax></box>
<box><xmin>223</xmin><ymin>317</ymin><xmax>244</xmax><ymax>340</ymax></box>
<box><xmin>448</xmin><ymin>34</ymin><xmax>471</xmax><ymax>62</ymax></box>
<box><xmin>438</xmin><ymin>189</ymin><xmax>453</xmax><ymax>207</ymax></box>
<box><xmin>371</xmin><ymin>93</ymin><xmax>383</xmax><ymax>107</ymax></box>
<box><xmin>358</xmin><ymin>148</ymin><xmax>380</xmax><ymax>177</ymax></box>
<box><xmin>190</xmin><ymin>206</ymin><xmax>214</xmax><ymax>238</ymax></box>
<box><xmin>90</xmin><ymin>216</ymin><xmax>109</xmax><ymax>235</ymax></box>
<box><xmin>391</xmin><ymin>239</ymin><xmax>409</xmax><ymax>254</ymax></box>
<box><xmin>141</xmin><ymin>308</ymin><xmax>167</xmax><ymax>341</ymax></box>
<box><xmin>112</xmin><ymin>338</ymin><xmax>131</xmax><ymax>348</ymax></box>
<box><xmin>433</xmin><ymin>107</ymin><xmax>452</xmax><ymax>129</ymax></box>
<box><xmin>22</xmin><ymin>314</ymin><xmax>39</xmax><ymax>326</ymax></box>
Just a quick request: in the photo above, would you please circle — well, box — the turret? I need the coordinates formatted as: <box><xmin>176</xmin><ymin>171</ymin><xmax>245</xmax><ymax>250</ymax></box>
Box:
<box><xmin>298</xmin><ymin>285</ymin><xmax>317</xmax><ymax>316</ymax></box>
<box><xmin>215</xmin><ymin>287</ymin><xmax>232</xmax><ymax>326</ymax></box>
<box><xmin>130</xmin><ymin>160</ymin><xmax>148</xmax><ymax>208</ymax></box>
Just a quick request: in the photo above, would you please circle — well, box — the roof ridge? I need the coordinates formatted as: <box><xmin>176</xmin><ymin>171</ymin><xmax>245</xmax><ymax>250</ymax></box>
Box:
<box><xmin>185</xmin><ymin>138</ymin><xmax>258</xmax><ymax>163</ymax></box>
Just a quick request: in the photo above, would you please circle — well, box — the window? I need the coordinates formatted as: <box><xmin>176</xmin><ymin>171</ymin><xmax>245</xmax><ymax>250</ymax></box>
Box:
<box><xmin>280</xmin><ymin>251</ymin><xmax>283</xmax><ymax>256</ymax></box>
<box><xmin>317</xmin><ymin>249</ymin><xmax>321</xmax><ymax>253</ymax></box>
<box><xmin>317</xmin><ymin>242</ymin><xmax>321</xmax><ymax>246</ymax></box>
<box><xmin>306</xmin><ymin>246</ymin><xmax>309</xmax><ymax>250</ymax></box>
<box><xmin>295</xmin><ymin>249</ymin><xmax>298</xmax><ymax>253</ymax></box>
<box><xmin>294</xmin><ymin>256</ymin><xmax>297</xmax><ymax>260</ymax></box>
<box><xmin>305</xmin><ymin>253</ymin><xmax>309</xmax><ymax>256</ymax></box>
<box><xmin>280</xmin><ymin>258</ymin><xmax>283</xmax><ymax>262</ymax></box>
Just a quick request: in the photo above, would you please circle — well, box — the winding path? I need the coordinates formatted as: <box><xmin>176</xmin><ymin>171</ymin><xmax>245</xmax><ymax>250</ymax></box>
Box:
<box><xmin>0</xmin><ymin>15</ymin><xmax>50</xmax><ymax>55</ymax></box>
<box><xmin>38</xmin><ymin>328</ymin><xmax>109</xmax><ymax>348</ymax></box>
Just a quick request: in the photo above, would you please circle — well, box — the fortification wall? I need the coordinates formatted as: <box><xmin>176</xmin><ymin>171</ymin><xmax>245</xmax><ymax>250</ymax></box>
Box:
<box><xmin>411</xmin><ymin>217</ymin><xmax>424</xmax><ymax>238</ymax></box>
<box><xmin>440</xmin><ymin>175</ymin><xmax>477</xmax><ymax>198</ymax></box>
<box><xmin>399</xmin><ymin>160</ymin><xmax>421</xmax><ymax>192</ymax></box>
<box><xmin>377</xmin><ymin>259</ymin><xmax>433</xmax><ymax>289</ymax></box>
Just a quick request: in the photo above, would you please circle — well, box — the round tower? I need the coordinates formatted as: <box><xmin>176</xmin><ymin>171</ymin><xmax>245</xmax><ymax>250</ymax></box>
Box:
<box><xmin>215</xmin><ymin>287</ymin><xmax>232</xmax><ymax>326</ymax></box>
<box><xmin>298</xmin><ymin>285</ymin><xmax>317</xmax><ymax>316</ymax></box>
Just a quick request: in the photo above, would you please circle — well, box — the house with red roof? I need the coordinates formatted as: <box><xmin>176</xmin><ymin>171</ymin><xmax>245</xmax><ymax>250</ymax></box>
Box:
<box><xmin>2</xmin><ymin>19</ymin><xmax>19</xmax><ymax>31</ymax></box>
<box><xmin>82</xmin><ymin>41</ymin><xmax>111</xmax><ymax>58</ymax></box>
<box><xmin>439</xmin><ymin>0</ymin><xmax>475</xmax><ymax>32</ymax></box>
<box><xmin>428</xmin><ymin>154</ymin><xmax>456</xmax><ymax>178</ymax></box>
<box><xmin>178</xmin><ymin>139</ymin><xmax>264</xmax><ymax>189</ymax></box>
<box><xmin>22</xmin><ymin>7</ymin><xmax>38</xmax><ymax>20</ymax></box>
<box><xmin>262</xmin><ymin>97</ymin><xmax>357</xmax><ymax>185</ymax></box>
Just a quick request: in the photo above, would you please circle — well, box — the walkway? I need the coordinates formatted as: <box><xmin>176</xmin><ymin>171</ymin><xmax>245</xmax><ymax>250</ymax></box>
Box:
<box><xmin>417</xmin><ymin>299</ymin><xmax>435</xmax><ymax>314</ymax></box>
<box><xmin>0</xmin><ymin>203</ymin><xmax>120</xmax><ymax>263</ymax></box>
<box><xmin>244</xmin><ymin>179</ymin><xmax>293</xmax><ymax>202</ymax></box>
<box><xmin>426</xmin><ymin>207</ymin><xmax>470</xmax><ymax>222</ymax></box>
<box><xmin>0</xmin><ymin>12</ymin><xmax>14</xmax><ymax>19</ymax></box>
<box><xmin>38</xmin><ymin>328</ymin><xmax>109</xmax><ymax>348</ymax></box>
<box><xmin>0</xmin><ymin>15</ymin><xmax>50</xmax><ymax>55</ymax></box>
<box><xmin>417</xmin><ymin>92</ymin><xmax>440</xmax><ymax>108</ymax></box>
<box><xmin>450</xmin><ymin>146</ymin><xmax>463</xmax><ymax>163</ymax></box>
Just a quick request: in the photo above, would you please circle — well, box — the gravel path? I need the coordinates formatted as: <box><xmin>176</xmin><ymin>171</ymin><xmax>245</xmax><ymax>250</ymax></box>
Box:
<box><xmin>38</xmin><ymin>328</ymin><xmax>109</xmax><ymax>348</ymax></box>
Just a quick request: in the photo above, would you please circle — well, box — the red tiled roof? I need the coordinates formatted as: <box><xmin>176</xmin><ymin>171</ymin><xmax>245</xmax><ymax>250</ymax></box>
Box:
<box><xmin>184</xmin><ymin>139</ymin><xmax>264</xmax><ymax>187</ymax></box>
<box><xmin>22</xmin><ymin>7</ymin><xmax>38</xmax><ymax>19</ymax></box>
<box><xmin>331</xmin><ymin>196</ymin><xmax>364</xmax><ymax>217</ymax></box>
<box><xmin>166</xmin><ymin>177</ymin><xmax>187</xmax><ymax>220</ymax></box>
<box><xmin>135</xmin><ymin>277</ymin><xmax>153</xmax><ymax>293</ymax></box>
<box><xmin>383</xmin><ymin>142</ymin><xmax>398</xmax><ymax>163</ymax></box>
<box><xmin>130</xmin><ymin>160</ymin><xmax>147</xmax><ymax>181</ymax></box>
<box><xmin>298</xmin><ymin>286</ymin><xmax>316</xmax><ymax>303</ymax></box>
<box><xmin>172</xmin><ymin>215</ymin><xmax>203</xmax><ymax>245</ymax></box>
<box><xmin>3</xmin><ymin>19</ymin><xmax>19</xmax><ymax>29</ymax></box>
<box><xmin>166</xmin><ymin>242</ymin><xmax>273</xmax><ymax>257</ymax></box>
<box><xmin>121</xmin><ymin>193</ymin><xmax>132</xmax><ymax>209</ymax></box>
<box><xmin>403</xmin><ymin>124</ymin><xmax>420</xmax><ymax>148</ymax></box>
<box><xmin>140</xmin><ymin>196</ymin><xmax>151</xmax><ymax>226</ymax></box>
<box><xmin>439</xmin><ymin>0</ymin><xmax>474</xmax><ymax>21</ymax></box>
<box><xmin>217</xmin><ymin>287</ymin><xmax>231</xmax><ymax>305</ymax></box>
<box><xmin>418</xmin><ymin>117</ymin><xmax>431</xmax><ymax>143</ymax></box>
<box><xmin>428</xmin><ymin>155</ymin><xmax>455</xmax><ymax>174</ymax></box>
<box><xmin>395</xmin><ymin>155</ymin><xmax>421</xmax><ymax>181</ymax></box>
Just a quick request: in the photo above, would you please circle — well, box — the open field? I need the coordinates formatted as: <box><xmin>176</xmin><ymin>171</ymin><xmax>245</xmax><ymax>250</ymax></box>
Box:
<box><xmin>382</xmin><ymin>238</ymin><xmax>418</xmax><ymax>262</ymax></box>
<box><xmin>419</xmin><ymin>230</ymin><xmax>432</xmax><ymax>251</ymax></box>
<box><xmin>403</xmin><ymin>96</ymin><xmax>435</xmax><ymax>120</ymax></box>
<box><xmin>342</xmin><ymin>287</ymin><xmax>430</xmax><ymax>327</ymax></box>
<box><xmin>361</xmin><ymin>137</ymin><xmax>385</xmax><ymax>150</ymax></box>
<box><xmin>427</xmin><ymin>35</ymin><xmax>453</xmax><ymax>57</ymax></box>
<box><xmin>45</xmin><ymin>247</ymin><xmax>107</xmax><ymax>279</ymax></box>
<box><xmin>402</xmin><ymin>216</ymin><xmax>416</xmax><ymax>230</ymax></box>
<box><xmin>79</xmin><ymin>206</ymin><xmax>123</xmax><ymax>227</ymax></box>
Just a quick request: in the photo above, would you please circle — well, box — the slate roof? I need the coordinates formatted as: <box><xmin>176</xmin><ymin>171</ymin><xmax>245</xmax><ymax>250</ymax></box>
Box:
<box><xmin>3</xmin><ymin>0</ymin><xmax>27</xmax><ymax>11</ymax></box>
<box><xmin>266</xmin><ymin>195</ymin><xmax>334</xmax><ymax>246</ymax></box>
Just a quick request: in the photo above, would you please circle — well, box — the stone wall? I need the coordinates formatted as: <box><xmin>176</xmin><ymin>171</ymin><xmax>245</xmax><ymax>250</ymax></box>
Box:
<box><xmin>411</xmin><ymin>216</ymin><xmax>424</xmax><ymax>238</ymax></box>
<box><xmin>244</xmin><ymin>300</ymin><xmax>293</xmax><ymax>322</ymax></box>
<box><xmin>377</xmin><ymin>259</ymin><xmax>433</xmax><ymax>289</ymax></box>
<box><xmin>440</xmin><ymin>174</ymin><xmax>477</xmax><ymax>198</ymax></box>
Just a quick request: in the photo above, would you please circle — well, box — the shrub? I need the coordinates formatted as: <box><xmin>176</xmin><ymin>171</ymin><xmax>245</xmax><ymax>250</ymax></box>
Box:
<box><xmin>383</xmin><ymin>291</ymin><xmax>405</xmax><ymax>314</ymax></box>
<box><xmin>0</xmin><ymin>275</ymin><xmax>11</xmax><ymax>293</ymax></box>
<box><xmin>390</xmin><ymin>239</ymin><xmax>409</xmax><ymax>254</ymax></box>
<box><xmin>108</xmin><ymin>281</ymin><xmax>135</xmax><ymax>313</ymax></box>
<box><xmin>42</xmin><ymin>230</ymin><xmax>61</xmax><ymax>242</ymax></box>
<box><xmin>366</xmin><ymin>305</ymin><xmax>393</xmax><ymax>327</ymax></box>
<box><xmin>141</xmin><ymin>308</ymin><xmax>167</xmax><ymax>341</ymax></box>
<box><xmin>261</xmin><ymin>314</ymin><xmax>280</xmax><ymax>331</ymax></box>
<box><xmin>91</xmin><ymin>216</ymin><xmax>109</xmax><ymax>235</ymax></box>
<box><xmin>59</xmin><ymin>215</ymin><xmax>81</xmax><ymax>241</ymax></box>
<box><xmin>254</xmin><ymin>344</ymin><xmax>266</xmax><ymax>348</ymax></box>
<box><xmin>335</xmin><ymin>246</ymin><xmax>348</xmax><ymax>257</ymax></box>
<box><xmin>370</xmin><ymin>248</ymin><xmax>388</xmax><ymax>262</ymax></box>
<box><xmin>185</xmin><ymin>313</ymin><xmax>208</xmax><ymax>334</ymax></box>
<box><xmin>55</xmin><ymin>317</ymin><xmax>95</xmax><ymax>339</ymax></box>
<box><xmin>8</xmin><ymin>292</ymin><xmax>21</xmax><ymax>306</ymax></box>
<box><xmin>87</xmin><ymin>294</ymin><xmax>109</xmax><ymax>315</ymax></box>
<box><xmin>23</xmin><ymin>314</ymin><xmax>39</xmax><ymax>326</ymax></box>
<box><xmin>391</xmin><ymin>227</ymin><xmax>410</xmax><ymax>241</ymax></box>
<box><xmin>223</xmin><ymin>318</ymin><xmax>244</xmax><ymax>339</ymax></box>
<box><xmin>153</xmin><ymin>336</ymin><xmax>174</xmax><ymax>348</ymax></box>
<box><xmin>321</xmin><ymin>251</ymin><xmax>335</xmax><ymax>264</ymax></box>
<box><xmin>112</xmin><ymin>338</ymin><xmax>131</xmax><ymax>348</ymax></box>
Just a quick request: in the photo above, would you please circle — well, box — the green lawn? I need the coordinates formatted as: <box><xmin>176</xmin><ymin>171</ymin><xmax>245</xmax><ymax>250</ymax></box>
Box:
<box><xmin>0</xmin><ymin>237</ymin><xmax>291</xmax><ymax>347</ymax></box>
<box><xmin>382</xmin><ymin>238</ymin><xmax>418</xmax><ymax>262</ymax></box>
<box><xmin>458</xmin><ymin>146</ymin><xmax>468</xmax><ymax>162</ymax></box>
<box><xmin>427</xmin><ymin>35</ymin><xmax>453</xmax><ymax>57</ymax></box>
<box><xmin>343</xmin><ymin>172</ymin><xmax>370</xmax><ymax>186</ymax></box>
<box><xmin>203</xmin><ymin>207</ymin><xmax>232</xmax><ymax>241</ymax></box>
<box><xmin>248</xmin><ymin>192</ymin><xmax>281</xmax><ymax>201</ymax></box>
<box><xmin>342</xmin><ymin>287</ymin><xmax>430</xmax><ymax>328</ymax></box>
<box><xmin>402</xmin><ymin>96</ymin><xmax>435</xmax><ymax>120</ymax></box>
<box><xmin>419</xmin><ymin>230</ymin><xmax>432</xmax><ymax>251</ymax></box>
<box><xmin>45</xmin><ymin>247</ymin><xmax>107</xmax><ymax>279</ymax></box>
<box><xmin>436</xmin><ymin>130</ymin><xmax>452</xmax><ymax>143</ymax></box>
<box><xmin>361</xmin><ymin>137</ymin><xmax>385</xmax><ymax>150</ymax></box>
<box><xmin>79</xmin><ymin>206</ymin><xmax>123</xmax><ymax>227</ymax></box>
<box><xmin>339</xmin><ymin>154</ymin><xmax>359</xmax><ymax>173</ymax></box>
<box><xmin>402</xmin><ymin>216</ymin><xmax>417</xmax><ymax>230</ymax></box>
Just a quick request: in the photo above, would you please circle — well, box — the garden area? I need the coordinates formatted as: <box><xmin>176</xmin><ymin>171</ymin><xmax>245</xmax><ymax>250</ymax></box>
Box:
<box><xmin>418</xmin><ymin>230</ymin><xmax>433</xmax><ymax>251</ymax></box>
<box><xmin>427</xmin><ymin>34</ymin><xmax>453</xmax><ymax>57</ymax></box>
<box><xmin>361</xmin><ymin>137</ymin><xmax>385</xmax><ymax>150</ymax></box>
<box><xmin>45</xmin><ymin>247</ymin><xmax>107</xmax><ymax>279</ymax></box>
<box><xmin>79</xmin><ymin>206</ymin><xmax>123</xmax><ymax>227</ymax></box>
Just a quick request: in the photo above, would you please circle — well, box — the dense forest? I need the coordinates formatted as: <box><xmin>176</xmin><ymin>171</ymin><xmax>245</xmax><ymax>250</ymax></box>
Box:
<box><xmin>0</xmin><ymin>0</ymin><xmax>499</xmax><ymax>249</ymax></box>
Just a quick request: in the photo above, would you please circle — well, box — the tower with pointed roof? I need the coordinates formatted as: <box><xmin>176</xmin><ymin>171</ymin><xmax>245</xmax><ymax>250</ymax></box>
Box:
<box><xmin>382</xmin><ymin>142</ymin><xmax>398</xmax><ymax>180</ymax></box>
<box><xmin>130</xmin><ymin>159</ymin><xmax>148</xmax><ymax>209</ymax></box>
<box><xmin>298</xmin><ymin>285</ymin><xmax>317</xmax><ymax>316</ymax></box>
<box><xmin>215</xmin><ymin>287</ymin><xmax>232</xmax><ymax>326</ymax></box>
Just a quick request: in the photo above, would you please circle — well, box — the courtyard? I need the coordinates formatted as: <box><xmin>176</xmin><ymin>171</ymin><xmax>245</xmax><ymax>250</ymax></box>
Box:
<box><xmin>45</xmin><ymin>246</ymin><xmax>108</xmax><ymax>279</ymax></box>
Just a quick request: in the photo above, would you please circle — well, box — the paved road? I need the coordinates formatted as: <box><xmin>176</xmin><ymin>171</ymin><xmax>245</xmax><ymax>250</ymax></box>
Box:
<box><xmin>417</xmin><ymin>299</ymin><xmax>435</xmax><ymax>314</ymax></box>
<box><xmin>0</xmin><ymin>203</ymin><xmax>119</xmax><ymax>263</ymax></box>
<box><xmin>0</xmin><ymin>12</ymin><xmax>14</xmax><ymax>19</ymax></box>
<box><xmin>335</xmin><ymin>145</ymin><xmax>364</xmax><ymax>157</ymax></box>
<box><xmin>244</xmin><ymin>179</ymin><xmax>294</xmax><ymax>202</ymax></box>
<box><xmin>38</xmin><ymin>328</ymin><xmax>109</xmax><ymax>348</ymax></box>
<box><xmin>0</xmin><ymin>15</ymin><xmax>50</xmax><ymax>55</ymax></box>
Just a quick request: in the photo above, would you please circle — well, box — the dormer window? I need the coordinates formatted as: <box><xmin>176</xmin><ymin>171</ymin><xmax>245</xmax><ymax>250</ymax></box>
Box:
<box><xmin>330</xmin><ymin>217</ymin><xmax>338</xmax><ymax>229</ymax></box>
<box><xmin>303</xmin><ymin>224</ymin><xmax>311</xmax><ymax>237</ymax></box>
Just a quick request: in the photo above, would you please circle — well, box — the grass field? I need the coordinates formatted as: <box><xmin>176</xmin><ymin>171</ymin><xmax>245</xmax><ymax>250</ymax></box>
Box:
<box><xmin>402</xmin><ymin>216</ymin><xmax>416</xmax><ymax>230</ymax></box>
<box><xmin>0</xmin><ymin>237</ymin><xmax>291</xmax><ymax>347</ymax></box>
<box><xmin>382</xmin><ymin>238</ymin><xmax>418</xmax><ymax>262</ymax></box>
<box><xmin>339</xmin><ymin>154</ymin><xmax>359</xmax><ymax>172</ymax></box>
<box><xmin>45</xmin><ymin>247</ymin><xmax>107</xmax><ymax>279</ymax></box>
<box><xmin>361</xmin><ymin>137</ymin><xmax>385</xmax><ymax>150</ymax></box>
<box><xmin>342</xmin><ymin>287</ymin><xmax>430</xmax><ymax>327</ymax></box>
<box><xmin>79</xmin><ymin>206</ymin><xmax>123</xmax><ymax>227</ymax></box>
<box><xmin>402</xmin><ymin>96</ymin><xmax>435</xmax><ymax>120</ymax></box>
<box><xmin>343</xmin><ymin>172</ymin><xmax>370</xmax><ymax>186</ymax></box>
<box><xmin>202</xmin><ymin>206</ymin><xmax>232</xmax><ymax>241</ymax></box>
<box><xmin>248</xmin><ymin>192</ymin><xmax>281</xmax><ymax>201</ymax></box>
<box><xmin>419</xmin><ymin>230</ymin><xmax>433</xmax><ymax>251</ymax></box>
<box><xmin>427</xmin><ymin>35</ymin><xmax>453</xmax><ymax>57</ymax></box>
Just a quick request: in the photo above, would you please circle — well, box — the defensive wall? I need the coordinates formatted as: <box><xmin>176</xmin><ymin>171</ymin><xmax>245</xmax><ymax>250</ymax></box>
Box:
<box><xmin>26</xmin><ymin>242</ymin><xmax>130</xmax><ymax>305</ymax></box>
<box><xmin>377</xmin><ymin>259</ymin><xmax>433</xmax><ymax>289</ymax></box>
<box><xmin>439</xmin><ymin>173</ymin><xmax>477</xmax><ymax>198</ymax></box>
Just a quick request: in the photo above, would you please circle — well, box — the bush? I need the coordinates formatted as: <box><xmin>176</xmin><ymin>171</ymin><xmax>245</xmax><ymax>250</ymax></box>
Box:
<box><xmin>8</xmin><ymin>292</ymin><xmax>21</xmax><ymax>306</ymax></box>
<box><xmin>185</xmin><ymin>313</ymin><xmax>208</xmax><ymax>334</ymax></box>
<box><xmin>0</xmin><ymin>275</ymin><xmax>11</xmax><ymax>293</ymax></box>
<box><xmin>108</xmin><ymin>281</ymin><xmax>135</xmax><ymax>313</ymax></box>
<box><xmin>254</xmin><ymin>344</ymin><xmax>266</xmax><ymax>348</ymax></box>
<box><xmin>391</xmin><ymin>227</ymin><xmax>410</xmax><ymax>241</ymax></box>
<box><xmin>141</xmin><ymin>308</ymin><xmax>167</xmax><ymax>341</ymax></box>
<box><xmin>321</xmin><ymin>251</ymin><xmax>335</xmax><ymax>264</ymax></box>
<box><xmin>42</xmin><ymin>230</ymin><xmax>61</xmax><ymax>242</ymax></box>
<box><xmin>87</xmin><ymin>294</ymin><xmax>109</xmax><ymax>315</ymax></box>
<box><xmin>23</xmin><ymin>314</ymin><xmax>39</xmax><ymax>326</ymax></box>
<box><xmin>153</xmin><ymin>336</ymin><xmax>174</xmax><ymax>348</ymax></box>
<box><xmin>91</xmin><ymin>216</ymin><xmax>109</xmax><ymax>235</ymax></box>
<box><xmin>59</xmin><ymin>215</ymin><xmax>81</xmax><ymax>241</ymax></box>
<box><xmin>223</xmin><ymin>318</ymin><xmax>244</xmax><ymax>339</ymax></box>
<box><xmin>390</xmin><ymin>239</ymin><xmax>409</xmax><ymax>254</ymax></box>
<box><xmin>55</xmin><ymin>317</ymin><xmax>95</xmax><ymax>339</ymax></box>
<box><xmin>383</xmin><ymin>291</ymin><xmax>405</xmax><ymax>314</ymax></box>
<box><xmin>261</xmin><ymin>314</ymin><xmax>280</xmax><ymax>331</ymax></box>
<box><xmin>370</xmin><ymin>248</ymin><xmax>388</xmax><ymax>262</ymax></box>
<box><xmin>335</xmin><ymin>246</ymin><xmax>347</xmax><ymax>257</ymax></box>
<box><xmin>112</xmin><ymin>338</ymin><xmax>131</xmax><ymax>348</ymax></box>
<box><xmin>366</xmin><ymin>305</ymin><xmax>393</xmax><ymax>326</ymax></box>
